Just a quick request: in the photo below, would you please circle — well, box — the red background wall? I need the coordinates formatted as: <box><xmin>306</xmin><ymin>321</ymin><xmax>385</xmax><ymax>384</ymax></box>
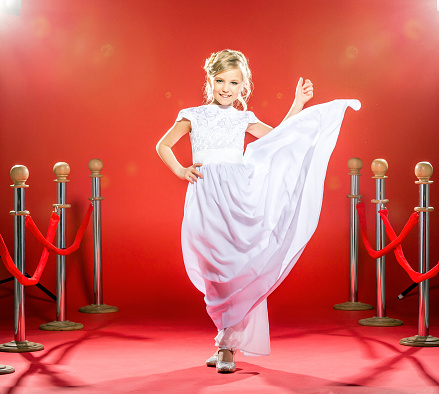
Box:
<box><xmin>0</xmin><ymin>0</ymin><xmax>438</xmax><ymax>322</ymax></box>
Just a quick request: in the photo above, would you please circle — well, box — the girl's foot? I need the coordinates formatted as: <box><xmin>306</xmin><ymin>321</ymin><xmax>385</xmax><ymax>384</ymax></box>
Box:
<box><xmin>216</xmin><ymin>349</ymin><xmax>235</xmax><ymax>373</ymax></box>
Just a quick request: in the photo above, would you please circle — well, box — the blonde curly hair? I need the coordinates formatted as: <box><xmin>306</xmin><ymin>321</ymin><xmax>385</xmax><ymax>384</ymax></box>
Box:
<box><xmin>203</xmin><ymin>49</ymin><xmax>252</xmax><ymax>111</ymax></box>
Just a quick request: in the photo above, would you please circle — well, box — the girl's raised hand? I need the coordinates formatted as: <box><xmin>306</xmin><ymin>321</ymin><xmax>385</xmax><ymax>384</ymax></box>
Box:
<box><xmin>180</xmin><ymin>163</ymin><xmax>203</xmax><ymax>183</ymax></box>
<box><xmin>295</xmin><ymin>77</ymin><xmax>313</xmax><ymax>106</ymax></box>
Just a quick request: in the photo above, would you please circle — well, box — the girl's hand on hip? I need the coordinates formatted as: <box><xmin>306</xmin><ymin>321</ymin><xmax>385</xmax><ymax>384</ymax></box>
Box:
<box><xmin>180</xmin><ymin>163</ymin><xmax>203</xmax><ymax>183</ymax></box>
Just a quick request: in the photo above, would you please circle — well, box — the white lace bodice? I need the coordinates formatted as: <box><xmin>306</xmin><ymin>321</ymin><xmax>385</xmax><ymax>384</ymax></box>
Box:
<box><xmin>176</xmin><ymin>105</ymin><xmax>259</xmax><ymax>156</ymax></box>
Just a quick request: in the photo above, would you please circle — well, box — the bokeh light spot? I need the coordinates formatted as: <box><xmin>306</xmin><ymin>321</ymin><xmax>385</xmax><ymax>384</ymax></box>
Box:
<box><xmin>327</xmin><ymin>175</ymin><xmax>341</xmax><ymax>191</ymax></box>
<box><xmin>404</xmin><ymin>20</ymin><xmax>423</xmax><ymax>40</ymax></box>
<box><xmin>165</xmin><ymin>91</ymin><xmax>172</xmax><ymax>99</ymax></box>
<box><xmin>276</xmin><ymin>93</ymin><xmax>283</xmax><ymax>99</ymax></box>
<box><xmin>101</xmin><ymin>175</ymin><xmax>110</xmax><ymax>189</ymax></box>
<box><xmin>101</xmin><ymin>43</ymin><xmax>114</xmax><ymax>57</ymax></box>
<box><xmin>31</xmin><ymin>16</ymin><xmax>50</xmax><ymax>38</ymax></box>
<box><xmin>126</xmin><ymin>162</ymin><xmax>138</xmax><ymax>177</ymax></box>
<box><xmin>345</xmin><ymin>45</ymin><xmax>359</xmax><ymax>59</ymax></box>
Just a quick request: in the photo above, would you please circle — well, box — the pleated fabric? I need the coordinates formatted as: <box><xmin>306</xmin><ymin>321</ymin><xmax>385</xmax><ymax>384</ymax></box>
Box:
<box><xmin>180</xmin><ymin>99</ymin><xmax>361</xmax><ymax>355</ymax></box>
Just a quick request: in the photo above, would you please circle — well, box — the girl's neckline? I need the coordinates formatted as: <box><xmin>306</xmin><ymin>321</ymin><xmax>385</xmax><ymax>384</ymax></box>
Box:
<box><xmin>205</xmin><ymin>104</ymin><xmax>237</xmax><ymax>110</ymax></box>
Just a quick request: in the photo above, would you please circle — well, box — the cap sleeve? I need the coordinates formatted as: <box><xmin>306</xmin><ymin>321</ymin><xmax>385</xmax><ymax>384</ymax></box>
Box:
<box><xmin>246</xmin><ymin>111</ymin><xmax>259</xmax><ymax>124</ymax></box>
<box><xmin>176</xmin><ymin>108</ymin><xmax>193</xmax><ymax>123</ymax></box>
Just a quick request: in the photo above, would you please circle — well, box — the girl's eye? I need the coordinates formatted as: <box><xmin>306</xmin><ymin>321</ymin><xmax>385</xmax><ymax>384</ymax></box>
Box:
<box><xmin>231</xmin><ymin>82</ymin><xmax>238</xmax><ymax>85</ymax></box>
<box><xmin>215</xmin><ymin>79</ymin><xmax>223</xmax><ymax>83</ymax></box>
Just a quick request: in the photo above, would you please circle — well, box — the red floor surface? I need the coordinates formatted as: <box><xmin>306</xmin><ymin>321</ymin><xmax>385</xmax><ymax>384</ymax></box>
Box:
<box><xmin>1</xmin><ymin>295</ymin><xmax>439</xmax><ymax>393</ymax></box>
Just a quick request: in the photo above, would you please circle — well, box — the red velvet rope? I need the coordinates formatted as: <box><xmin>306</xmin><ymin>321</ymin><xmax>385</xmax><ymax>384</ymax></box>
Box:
<box><xmin>25</xmin><ymin>203</ymin><xmax>93</xmax><ymax>255</ymax></box>
<box><xmin>0</xmin><ymin>213</ymin><xmax>58</xmax><ymax>286</ymax></box>
<box><xmin>380</xmin><ymin>211</ymin><xmax>439</xmax><ymax>283</ymax></box>
<box><xmin>356</xmin><ymin>202</ymin><xmax>419</xmax><ymax>258</ymax></box>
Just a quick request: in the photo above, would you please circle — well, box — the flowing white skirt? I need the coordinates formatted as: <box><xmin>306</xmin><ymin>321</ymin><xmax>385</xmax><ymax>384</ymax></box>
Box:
<box><xmin>181</xmin><ymin>99</ymin><xmax>361</xmax><ymax>356</ymax></box>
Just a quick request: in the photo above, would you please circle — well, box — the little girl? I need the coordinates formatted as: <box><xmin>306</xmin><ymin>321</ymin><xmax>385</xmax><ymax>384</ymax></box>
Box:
<box><xmin>157</xmin><ymin>49</ymin><xmax>360</xmax><ymax>373</ymax></box>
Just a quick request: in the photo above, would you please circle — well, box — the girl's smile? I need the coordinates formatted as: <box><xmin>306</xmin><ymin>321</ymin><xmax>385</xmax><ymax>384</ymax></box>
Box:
<box><xmin>211</xmin><ymin>68</ymin><xmax>243</xmax><ymax>106</ymax></box>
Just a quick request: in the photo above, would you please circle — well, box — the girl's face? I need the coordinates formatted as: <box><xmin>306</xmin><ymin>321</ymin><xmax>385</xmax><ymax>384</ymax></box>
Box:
<box><xmin>210</xmin><ymin>68</ymin><xmax>243</xmax><ymax>106</ymax></box>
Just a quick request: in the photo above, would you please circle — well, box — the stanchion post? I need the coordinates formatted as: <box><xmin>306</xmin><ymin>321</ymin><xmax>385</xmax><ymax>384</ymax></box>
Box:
<box><xmin>0</xmin><ymin>166</ymin><xmax>44</xmax><ymax>352</ymax></box>
<box><xmin>40</xmin><ymin>162</ymin><xmax>83</xmax><ymax>331</ymax></box>
<box><xmin>334</xmin><ymin>158</ymin><xmax>372</xmax><ymax>311</ymax></box>
<box><xmin>400</xmin><ymin>162</ymin><xmax>439</xmax><ymax>346</ymax></box>
<box><xmin>79</xmin><ymin>159</ymin><xmax>118</xmax><ymax>314</ymax></box>
<box><xmin>13</xmin><ymin>168</ymin><xmax>26</xmax><ymax>342</ymax></box>
<box><xmin>359</xmin><ymin>159</ymin><xmax>403</xmax><ymax>327</ymax></box>
<box><xmin>92</xmin><ymin>159</ymin><xmax>103</xmax><ymax>306</ymax></box>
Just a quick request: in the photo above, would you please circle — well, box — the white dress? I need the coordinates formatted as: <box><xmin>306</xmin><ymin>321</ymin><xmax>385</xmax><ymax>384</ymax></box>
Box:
<box><xmin>177</xmin><ymin>100</ymin><xmax>361</xmax><ymax>356</ymax></box>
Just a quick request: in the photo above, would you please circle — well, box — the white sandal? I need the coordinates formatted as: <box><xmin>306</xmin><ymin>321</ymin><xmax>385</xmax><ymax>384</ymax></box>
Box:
<box><xmin>205</xmin><ymin>352</ymin><xmax>218</xmax><ymax>367</ymax></box>
<box><xmin>216</xmin><ymin>348</ymin><xmax>236</xmax><ymax>373</ymax></box>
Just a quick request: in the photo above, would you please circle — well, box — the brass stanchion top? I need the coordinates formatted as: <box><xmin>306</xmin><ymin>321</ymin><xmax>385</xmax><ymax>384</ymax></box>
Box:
<box><xmin>53</xmin><ymin>162</ymin><xmax>70</xmax><ymax>183</ymax></box>
<box><xmin>10</xmin><ymin>165</ymin><xmax>29</xmax><ymax>188</ymax></box>
<box><xmin>371</xmin><ymin>158</ymin><xmax>388</xmax><ymax>178</ymax></box>
<box><xmin>347</xmin><ymin>157</ymin><xmax>362</xmax><ymax>175</ymax></box>
<box><xmin>89</xmin><ymin>159</ymin><xmax>103</xmax><ymax>178</ymax></box>
<box><xmin>415</xmin><ymin>161</ymin><xmax>433</xmax><ymax>184</ymax></box>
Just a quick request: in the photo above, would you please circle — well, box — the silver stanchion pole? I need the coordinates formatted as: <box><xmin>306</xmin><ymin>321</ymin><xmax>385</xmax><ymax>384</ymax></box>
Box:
<box><xmin>0</xmin><ymin>165</ymin><xmax>44</xmax><ymax>352</ymax></box>
<box><xmin>335</xmin><ymin>158</ymin><xmax>373</xmax><ymax>311</ymax></box>
<box><xmin>401</xmin><ymin>162</ymin><xmax>439</xmax><ymax>346</ymax></box>
<box><xmin>79</xmin><ymin>159</ymin><xmax>118</xmax><ymax>314</ymax></box>
<box><xmin>40</xmin><ymin>162</ymin><xmax>83</xmax><ymax>331</ymax></box>
<box><xmin>359</xmin><ymin>159</ymin><xmax>403</xmax><ymax>327</ymax></box>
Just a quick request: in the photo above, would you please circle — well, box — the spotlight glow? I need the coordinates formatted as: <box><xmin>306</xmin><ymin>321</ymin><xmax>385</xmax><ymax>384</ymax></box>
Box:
<box><xmin>1</xmin><ymin>0</ymin><xmax>21</xmax><ymax>15</ymax></box>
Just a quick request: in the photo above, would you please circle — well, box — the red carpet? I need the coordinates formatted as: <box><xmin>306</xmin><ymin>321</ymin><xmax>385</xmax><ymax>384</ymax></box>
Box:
<box><xmin>1</xmin><ymin>292</ymin><xmax>439</xmax><ymax>393</ymax></box>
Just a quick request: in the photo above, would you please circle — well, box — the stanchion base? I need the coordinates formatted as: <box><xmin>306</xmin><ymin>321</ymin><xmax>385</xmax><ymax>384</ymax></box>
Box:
<box><xmin>0</xmin><ymin>365</ymin><xmax>15</xmax><ymax>374</ymax></box>
<box><xmin>400</xmin><ymin>335</ymin><xmax>439</xmax><ymax>347</ymax></box>
<box><xmin>79</xmin><ymin>304</ymin><xmax>119</xmax><ymax>314</ymax></box>
<box><xmin>40</xmin><ymin>320</ymin><xmax>84</xmax><ymax>331</ymax></box>
<box><xmin>359</xmin><ymin>316</ymin><xmax>403</xmax><ymax>327</ymax></box>
<box><xmin>334</xmin><ymin>301</ymin><xmax>373</xmax><ymax>311</ymax></box>
<box><xmin>0</xmin><ymin>340</ymin><xmax>44</xmax><ymax>353</ymax></box>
